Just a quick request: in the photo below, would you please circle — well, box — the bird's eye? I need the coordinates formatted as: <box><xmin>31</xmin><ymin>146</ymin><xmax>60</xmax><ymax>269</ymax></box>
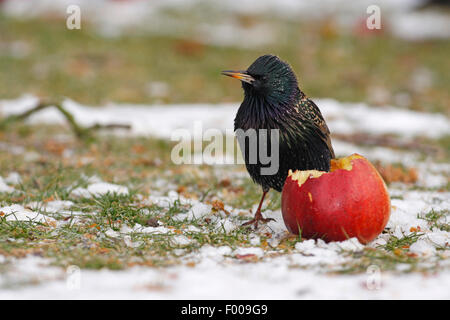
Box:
<box><xmin>261</xmin><ymin>75</ymin><xmax>270</xmax><ymax>83</ymax></box>
<box><xmin>253</xmin><ymin>75</ymin><xmax>267</xmax><ymax>83</ymax></box>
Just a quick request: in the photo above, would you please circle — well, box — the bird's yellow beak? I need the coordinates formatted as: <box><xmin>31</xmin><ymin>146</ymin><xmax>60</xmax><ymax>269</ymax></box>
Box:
<box><xmin>221</xmin><ymin>70</ymin><xmax>255</xmax><ymax>84</ymax></box>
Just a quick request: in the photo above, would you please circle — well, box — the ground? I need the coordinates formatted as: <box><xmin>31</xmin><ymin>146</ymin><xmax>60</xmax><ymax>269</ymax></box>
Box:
<box><xmin>0</xmin><ymin>0</ymin><xmax>449</xmax><ymax>299</ymax></box>
<box><xmin>0</xmin><ymin>96</ymin><xmax>448</xmax><ymax>299</ymax></box>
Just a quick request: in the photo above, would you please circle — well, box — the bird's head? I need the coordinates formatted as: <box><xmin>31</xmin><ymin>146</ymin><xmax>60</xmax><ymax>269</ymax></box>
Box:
<box><xmin>222</xmin><ymin>55</ymin><xmax>298</xmax><ymax>106</ymax></box>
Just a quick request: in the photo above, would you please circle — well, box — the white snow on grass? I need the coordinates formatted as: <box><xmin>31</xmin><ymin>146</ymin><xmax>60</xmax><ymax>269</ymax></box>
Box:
<box><xmin>0</xmin><ymin>204</ymin><xmax>56</xmax><ymax>225</ymax></box>
<box><xmin>321</xmin><ymin>98</ymin><xmax>449</xmax><ymax>139</ymax></box>
<box><xmin>4</xmin><ymin>172</ymin><xmax>21</xmax><ymax>185</ymax></box>
<box><xmin>71</xmin><ymin>182</ymin><xmax>129</xmax><ymax>198</ymax></box>
<box><xmin>5</xmin><ymin>95</ymin><xmax>445</xmax><ymax>188</ymax></box>
<box><xmin>134</xmin><ymin>224</ymin><xmax>173</xmax><ymax>235</ymax></box>
<box><xmin>0</xmin><ymin>248</ymin><xmax>449</xmax><ymax>299</ymax></box>
<box><xmin>388</xmin><ymin>190</ymin><xmax>450</xmax><ymax>234</ymax></box>
<box><xmin>0</xmin><ymin>185</ymin><xmax>448</xmax><ymax>299</ymax></box>
<box><xmin>106</xmin><ymin>222</ymin><xmax>173</xmax><ymax>238</ymax></box>
<box><xmin>173</xmin><ymin>203</ymin><xmax>213</xmax><ymax>222</ymax></box>
<box><xmin>27</xmin><ymin>200</ymin><xmax>75</xmax><ymax>214</ymax></box>
<box><xmin>171</xmin><ymin>235</ymin><xmax>192</xmax><ymax>246</ymax></box>
<box><xmin>332</xmin><ymin>140</ymin><xmax>420</xmax><ymax>165</ymax></box>
<box><xmin>0</xmin><ymin>177</ymin><xmax>15</xmax><ymax>193</ymax></box>
<box><xmin>110</xmin><ymin>189</ymin><xmax>448</xmax><ymax>268</ymax></box>
<box><xmin>409</xmin><ymin>240</ymin><xmax>436</xmax><ymax>257</ymax></box>
<box><xmin>0</xmin><ymin>172</ymin><xmax>21</xmax><ymax>193</ymax></box>
<box><xmin>0</xmin><ymin>93</ymin><xmax>448</xmax><ymax>298</ymax></box>
<box><xmin>1</xmin><ymin>95</ymin><xmax>448</xmax><ymax>139</ymax></box>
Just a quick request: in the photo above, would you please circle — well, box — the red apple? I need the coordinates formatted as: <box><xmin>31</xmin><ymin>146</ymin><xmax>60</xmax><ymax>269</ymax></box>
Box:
<box><xmin>281</xmin><ymin>154</ymin><xmax>390</xmax><ymax>244</ymax></box>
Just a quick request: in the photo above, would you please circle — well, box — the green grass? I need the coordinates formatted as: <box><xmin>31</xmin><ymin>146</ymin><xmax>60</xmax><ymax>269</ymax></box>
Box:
<box><xmin>0</xmin><ymin>123</ymin><xmax>264</xmax><ymax>270</ymax></box>
<box><xmin>0</xmin><ymin>121</ymin><xmax>448</xmax><ymax>274</ymax></box>
<box><xmin>381</xmin><ymin>232</ymin><xmax>423</xmax><ymax>252</ymax></box>
<box><xmin>419</xmin><ymin>209</ymin><xmax>450</xmax><ymax>232</ymax></box>
<box><xmin>336</xmin><ymin>248</ymin><xmax>420</xmax><ymax>274</ymax></box>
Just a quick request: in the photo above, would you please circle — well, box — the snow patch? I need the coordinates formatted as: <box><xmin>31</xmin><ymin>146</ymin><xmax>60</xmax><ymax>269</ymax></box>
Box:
<box><xmin>1</xmin><ymin>96</ymin><xmax>448</xmax><ymax>140</ymax></box>
<box><xmin>0</xmin><ymin>204</ymin><xmax>56</xmax><ymax>224</ymax></box>
<box><xmin>0</xmin><ymin>177</ymin><xmax>15</xmax><ymax>193</ymax></box>
<box><xmin>409</xmin><ymin>240</ymin><xmax>436</xmax><ymax>257</ymax></box>
<box><xmin>4</xmin><ymin>172</ymin><xmax>21</xmax><ymax>185</ymax></box>
<box><xmin>71</xmin><ymin>182</ymin><xmax>129</xmax><ymax>198</ymax></box>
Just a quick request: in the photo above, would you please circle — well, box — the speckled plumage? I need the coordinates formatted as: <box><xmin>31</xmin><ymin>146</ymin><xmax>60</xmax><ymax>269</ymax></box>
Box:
<box><xmin>232</xmin><ymin>55</ymin><xmax>335</xmax><ymax>192</ymax></box>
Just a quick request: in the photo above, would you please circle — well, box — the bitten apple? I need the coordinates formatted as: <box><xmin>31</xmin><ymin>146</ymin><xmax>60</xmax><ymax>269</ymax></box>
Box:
<box><xmin>281</xmin><ymin>154</ymin><xmax>390</xmax><ymax>244</ymax></box>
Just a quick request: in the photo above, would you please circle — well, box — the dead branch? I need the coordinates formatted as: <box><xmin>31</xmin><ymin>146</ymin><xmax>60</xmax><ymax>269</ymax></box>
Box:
<box><xmin>0</xmin><ymin>100</ymin><xmax>131</xmax><ymax>141</ymax></box>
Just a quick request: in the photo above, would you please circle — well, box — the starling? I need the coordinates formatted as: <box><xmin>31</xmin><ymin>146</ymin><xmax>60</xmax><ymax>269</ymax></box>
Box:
<box><xmin>222</xmin><ymin>54</ymin><xmax>335</xmax><ymax>227</ymax></box>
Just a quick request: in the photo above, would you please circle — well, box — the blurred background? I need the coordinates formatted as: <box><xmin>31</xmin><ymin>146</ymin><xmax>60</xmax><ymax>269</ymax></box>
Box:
<box><xmin>0</xmin><ymin>0</ymin><xmax>449</xmax><ymax>114</ymax></box>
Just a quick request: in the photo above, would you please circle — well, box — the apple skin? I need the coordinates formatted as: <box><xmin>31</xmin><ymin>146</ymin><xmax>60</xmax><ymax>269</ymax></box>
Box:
<box><xmin>281</xmin><ymin>154</ymin><xmax>390</xmax><ymax>244</ymax></box>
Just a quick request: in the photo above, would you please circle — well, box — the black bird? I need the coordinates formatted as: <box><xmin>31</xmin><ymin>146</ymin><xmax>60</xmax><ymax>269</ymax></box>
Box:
<box><xmin>222</xmin><ymin>54</ymin><xmax>335</xmax><ymax>227</ymax></box>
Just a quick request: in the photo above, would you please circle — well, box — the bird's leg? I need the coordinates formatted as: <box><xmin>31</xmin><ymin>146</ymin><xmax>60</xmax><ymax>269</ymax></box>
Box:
<box><xmin>242</xmin><ymin>191</ymin><xmax>274</xmax><ymax>228</ymax></box>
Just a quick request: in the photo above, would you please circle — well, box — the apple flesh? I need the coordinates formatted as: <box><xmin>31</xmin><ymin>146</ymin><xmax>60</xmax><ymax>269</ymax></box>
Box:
<box><xmin>281</xmin><ymin>154</ymin><xmax>390</xmax><ymax>244</ymax></box>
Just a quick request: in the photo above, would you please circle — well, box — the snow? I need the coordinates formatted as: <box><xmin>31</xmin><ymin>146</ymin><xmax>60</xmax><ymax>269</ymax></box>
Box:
<box><xmin>0</xmin><ymin>204</ymin><xmax>56</xmax><ymax>225</ymax></box>
<box><xmin>321</xmin><ymin>98</ymin><xmax>450</xmax><ymax>139</ymax></box>
<box><xmin>4</xmin><ymin>172</ymin><xmax>21</xmax><ymax>185</ymax></box>
<box><xmin>388</xmin><ymin>190</ymin><xmax>450</xmax><ymax>234</ymax></box>
<box><xmin>1</xmin><ymin>251</ymin><xmax>449</xmax><ymax>299</ymax></box>
<box><xmin>1</xmin><ymin>0</ymin><xmax>276</xmax><ymax>47</ymax></box>
<box><xmin>105</xmin><ymin>228</ymin><xmax>120</xmax><ymax>238</ymax></box>
<box><xmin>199</xmin><ymin>245</ymin><xmax>233</xmax><ymax>261</ymax></box>
<box><xmin>1</xmin><ymin>95</ymin><xmax>448</xmax><ymax>140</ymax></box>
<box><xmin>71</xmin><ymin>182</ymin><xmax>129</xmax><ymax>198</ymax></box>
<box><xmin>295</xmin><ymin>239</ymin><xmax>316</xmax><ymax>252</ymax></box>
<box><xmin>186</xmin><ymin>203</ymin><xmax>212</xmax><ymax>220</ymax></box>
<box><xmin>0</xmin><ymin>182</ymin><xmax>449</xmax><ymax>298</ymax></box>
<box><xmin>28</xmin><ymin>200</ymin><xmax>75</xmax><ymax>213</ymax></box>
<box><xmin>5</xmin><ymin>95</ymin><xmax>444</xmax><ymax>191</ymax></box>
<box><xmin>391</xmin><ymin>10</ymin><xmax>450</xmax><ymax>41</ymax></box>
<box><xmin>426</xmin><ymin>229</ymin><xmax>450</xmax><ymax>248</ymax></box>
<box><xmin>123</xmin><ymin>235</ymin><xmax>144</xmax><ymax>249</ymax></box>
<box><xmin>216</xmin><ymin>218</ymin><xmax>238</xmax><ymax>233</ymax></box>
<box><xmin>1</xmin><ymin>193</ymin><xmax>447</xmax><ymax>299</ymax></box>
<box><xmin>233</xmin><ymin>247</ymin><xmax>264</xmax><ymax>258</ymax></box>
<box><xmin>0</xmin><ymin>93</ymin><xmax>448</xmax><ymax>298</ymax></box>
<box><xmin>409</xmin><ymin>240</ymin><xmax>436</xmax><ymax>257</ymax></box>
<box><xmin>0</xmin><ymin>177</ymin><xmax>15</xmax><ymax>193</ymax></box>
<box><xmin>2</xmin><ymin>0</ymin><xmax>449</xmax><ymax>41</ymax></box>
<box><xmin>332</xmin><ymin>238</ymin><xmax>365</xmax><ymax>252</ymax></box>
<box><xmin>172</xmin><ymin>235</ymin><xmax>192</xmax><ymax>246</ymax></box>
<box><xmin>172</xmin><ymin>203</ymin><xmax>214</xmax><ymax>222</ymax></box>
<box><xmin>291</xmin><ymin>238</ymin><xmax>366</xmax><ymax>268</ymax></box>
<box><xmin>105</xmin><ymin>222</ymin><xmax>175</xmax><ymax>240</ymax></box>
<box><xmin>249</xmin><ymin>235</ymin><xmax>261</xmax><ymax>246</ymax></box>
<box><xmin>137</xmin><ymin>225</ymin><xmax>172</xmax><ymax>235</ymax></box>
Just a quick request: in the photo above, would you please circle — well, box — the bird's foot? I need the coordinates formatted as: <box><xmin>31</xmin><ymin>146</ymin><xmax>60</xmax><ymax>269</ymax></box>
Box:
<box><xmin>241</xmin><ymin>212</ymin><xmax>275</xmax><ymax>229</ymax></box>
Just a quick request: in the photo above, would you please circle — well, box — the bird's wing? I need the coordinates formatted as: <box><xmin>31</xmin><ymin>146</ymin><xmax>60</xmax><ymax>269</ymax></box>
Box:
<box><xmin>295</xmin><ymin>97</ymin><xmax>335</xmax><ymax>159</ymax></box>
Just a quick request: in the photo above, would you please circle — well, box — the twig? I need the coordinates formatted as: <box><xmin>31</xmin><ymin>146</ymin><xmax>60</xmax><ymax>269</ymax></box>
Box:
<box><xmin>0</xmin><ymin>100</ymin><xmax>131</xmax><ymax>142</ymax></box>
